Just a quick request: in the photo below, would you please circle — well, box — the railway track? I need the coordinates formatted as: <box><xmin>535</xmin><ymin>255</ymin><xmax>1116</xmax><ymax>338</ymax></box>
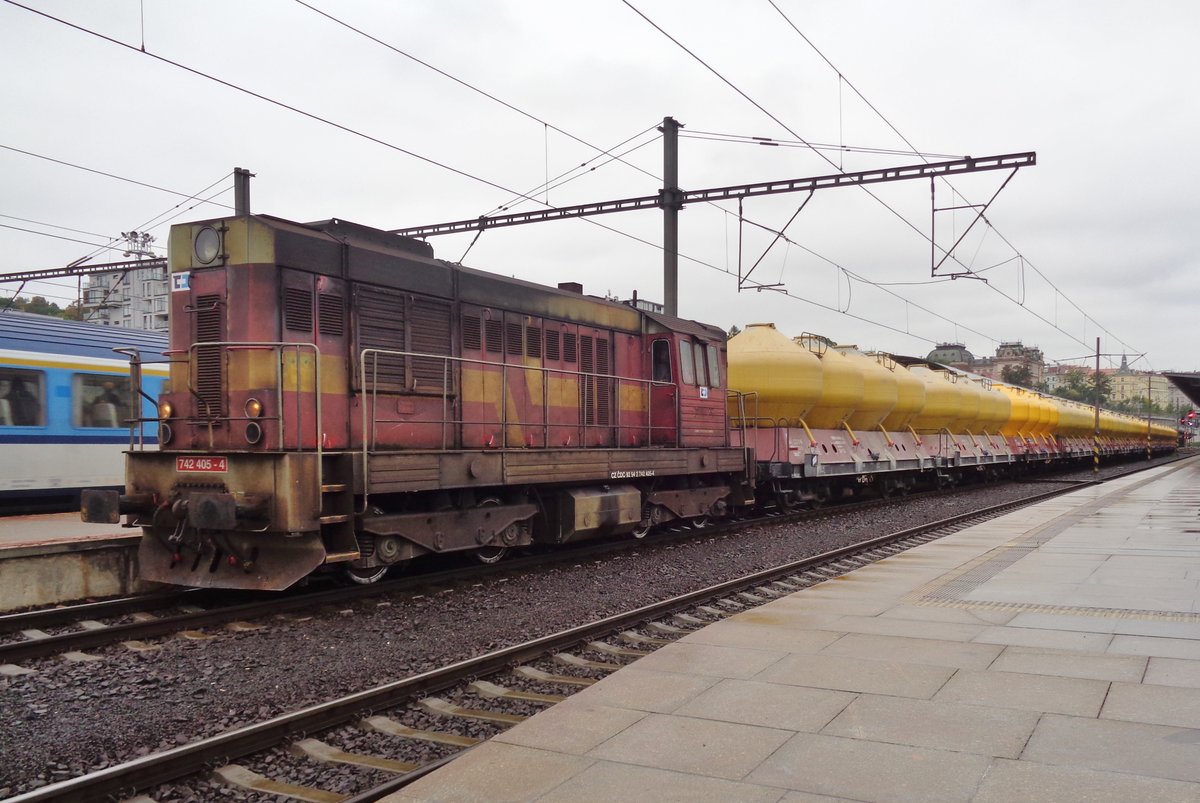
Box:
<box><xmin>2</xmin><ymin>454</ymin><xmax>1179</xmax><ymax>669</ymax></box>
<box><xmin>6</xmin><ymin>470</ymin><xmax>1137</xmax><ymax>803</ymax></box>
<box><xmin>0</xmin><ymin>469</ymin><xmax>1095</xmax><ymax>669</ymax></box>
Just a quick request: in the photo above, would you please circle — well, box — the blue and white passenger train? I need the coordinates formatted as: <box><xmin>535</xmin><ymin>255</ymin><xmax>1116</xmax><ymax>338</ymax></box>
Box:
<box><xmin>0</xmin><ymin>310</ymin><xmax>167</xmax><ymax>509</ymax></box>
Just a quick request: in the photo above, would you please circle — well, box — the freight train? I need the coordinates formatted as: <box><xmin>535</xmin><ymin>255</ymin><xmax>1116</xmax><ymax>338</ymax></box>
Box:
<box><xmin>81</xmin><ymin>213</ymin><xmax>1176</xmax><ymax>590</ymax></box>
<box><xmin>0</xmin><ymin>310</ymin><xmax>167</xmax><ymax>510</ymax></box>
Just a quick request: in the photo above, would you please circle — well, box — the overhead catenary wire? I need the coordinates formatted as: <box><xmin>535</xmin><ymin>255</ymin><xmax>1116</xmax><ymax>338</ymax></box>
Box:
<box><xmin>627</xmin><ymin>0</ymin><xmax>1143</xmax><ymax>369</ymax></box>
<box><xmin>297</xmin><ymin>0</ymin><xmax>982</xmax><ymax>348</ymax></box>
<box><xmin>0</xmin><ymin>143</ymin><xmax>236</xmax><ymax>211</ymax></box>
<box><xmin>7</xmin><ymin>0</ymin><xmax>1017</xmax><ymax>356</ymax></box>
<box><xmin>765</xmin><ymin>0</ymin><xmax>1143</xmax><ymax>364</ymax></box>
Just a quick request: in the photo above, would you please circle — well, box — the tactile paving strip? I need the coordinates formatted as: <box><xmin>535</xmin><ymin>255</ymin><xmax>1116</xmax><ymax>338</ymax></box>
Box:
<box><xmin>901</xmin><ymin>472</ymin><xmax>1200</xmax><ymax>623</ymax></box>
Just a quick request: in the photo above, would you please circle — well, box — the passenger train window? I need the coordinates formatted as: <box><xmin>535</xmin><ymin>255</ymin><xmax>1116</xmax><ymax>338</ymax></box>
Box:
<box><xmin>679</xmin><ymin>341</ymin><xmax>695</xmax><ymax>385</ymax></box>
<box><xmin>0</xmin><ymin>368</ymin><xmax>45</xmax><ymax>426</ymax></box>
<box><xmin>73</xmin><ymin>374</ymin><xmax>132</xmax><ymax>428</ymax></box>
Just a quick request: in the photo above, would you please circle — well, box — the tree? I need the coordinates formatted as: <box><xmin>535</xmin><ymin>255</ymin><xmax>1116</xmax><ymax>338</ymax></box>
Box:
<box><xmin>728</xmin><ymin>325</ymin><xmax>741</xmax><ymax>338</ymax></box>
<box><xmin>1000</xmin><ymin>363</ymin><xmax>1033</xmax><ymax>387</ymax></box>
<box><xmin>4</xmin><ymin>295</ymin><xmax>68</xmax><ymax>317</ymax></box>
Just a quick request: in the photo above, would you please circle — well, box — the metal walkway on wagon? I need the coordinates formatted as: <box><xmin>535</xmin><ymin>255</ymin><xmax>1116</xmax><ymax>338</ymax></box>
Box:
<box><xmin>388</xmin><ymin>456</ymin><xmax>1200</xmax><ymax>802</ymax></box>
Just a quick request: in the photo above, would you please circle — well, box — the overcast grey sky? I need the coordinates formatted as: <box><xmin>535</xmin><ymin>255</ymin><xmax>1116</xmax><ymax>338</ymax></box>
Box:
<box><xmin>2</xmin><ymin>1</ymin><xmax>1197</xmax><ymax>372</ymax></box>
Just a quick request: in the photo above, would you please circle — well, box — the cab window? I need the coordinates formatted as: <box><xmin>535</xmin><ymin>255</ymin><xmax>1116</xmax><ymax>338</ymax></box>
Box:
<box><xmin>679</xmin><ymin>340</ymin><xmax>695</xmax><ymax>385</ymax></box>
<box><xmin>0</xmin><ymin>369</ymin><xmax>45</xmax><ymax>426</ymax></box>
<box><xmin>652</xmin><ymin>340</ymin><xmax>672</xmax><ymax>382</ymax></box>
<box><xmin>706</xmin><ymin>344</ymin><xmax>721</xmax><ymax>387</ymax></box>
<box><xmin>693</xmin><ymin>342</ymin><xmax>707</xmax><ymax>386</ymax></box>
<box><xmin>73</xmin><ymin>374</ymin><xmax>132</xmax><ymax>428</ymax></box>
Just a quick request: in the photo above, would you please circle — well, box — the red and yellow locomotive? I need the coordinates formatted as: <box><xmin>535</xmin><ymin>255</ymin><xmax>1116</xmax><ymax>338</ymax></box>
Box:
<box><xmin>84</xmin><ymin>214</ymin><xmax>752</xmax><ymax>589</ymax></box>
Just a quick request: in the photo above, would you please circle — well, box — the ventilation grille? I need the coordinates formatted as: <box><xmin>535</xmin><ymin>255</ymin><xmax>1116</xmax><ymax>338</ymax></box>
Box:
<box><xmin>545</xmin><ymin>330</ymin><xmax>560</xmax><ymax>361</ymax></box>
<box><xmin>485</xmin><ymin>319</ymin><xmax>502</xmax><ymax>354</ymax></box>
<box><xmin>596</xmin><ymin>337</ymin><xmax>611</xmax><ymax>425</ymax></box>
<box><xmin>318</xmin><ymin>293</ymin><xmax>344</xmax><ymax>337</ymax></box>
<box><xmin>194</xmin><ymin>294</ymin><xmax>223</xmax><ymax>415</ymax></box>
<box><xmin>354</xmin><ymin>286</ymin><xmax>452</xmax><ymax>393</ymax></box>
<box><xmin>284</xmin><ymin>287</ymin><xmax>313</xmax><ymax>332</ymax></box>
<box><xmin>526</xmin><ymin>327</ymin><xmax>542</xmax><ymax>358</ymax></box>
<box><xmin>504</xmin><ymin>322</ymin><xmax>522</xmax><ymax>355</ymax></box>
<box><xmin>463</xmin><ymin>315</ymin><xmax>482</xmax><ymax>351</ymax></box>
<box><xmin>409</xmin><ymin>299</ymin><xmax>452</xmax><ymax>391</ymax></box>
<box><xmin>195</xmin><ymin>294</ymin><xmax>222</xmax><ymax>341</ymax></box>
<box><xmin>563</xmin><ymin>332</ymin><xmax>577</xmax><ymax>364</ymax></box>
<box><xmin>581</xmin><ymin>335</ymin><xmax>595</xmax><ymax>425</ymax></box>
<box><xmin>356</xmin><ymin>289</ymin><xmax>406</xmax><ymax>390</ymax></box>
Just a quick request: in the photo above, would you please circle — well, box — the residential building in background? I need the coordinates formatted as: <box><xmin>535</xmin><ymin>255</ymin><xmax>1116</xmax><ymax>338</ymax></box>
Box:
<box><xmin>78</xmin><ymin>232</ymin><xmax>168</xmax><ymax>331</ymax></box>
<box><xmin>925</xmin><ymin>341</ymin><xmax>1045</xmax><ymax>385</ymax></box>
<box><xmin>79</xmin><ymin>264</ymin><xmax>169</xmax><ymax>331</ymax></box>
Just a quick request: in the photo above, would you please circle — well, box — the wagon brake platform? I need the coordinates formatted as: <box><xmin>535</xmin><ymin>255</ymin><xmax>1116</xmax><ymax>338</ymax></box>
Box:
<box><xmin>389</xmin><ymin>455</ymin><xmax>1200</xmax><ymax>802</ymax></box>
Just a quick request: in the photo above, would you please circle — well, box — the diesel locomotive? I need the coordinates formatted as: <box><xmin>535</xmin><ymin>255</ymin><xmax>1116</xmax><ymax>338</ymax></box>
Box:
<box><xmin>83</xmin><ymin>213</ymin><xmax>751</xmax><ymax>589</ymax></box>
<box><xmin>82</xmin><ymin>212</ymin><xmax>1176</xmax><ymax>590</ymax></box>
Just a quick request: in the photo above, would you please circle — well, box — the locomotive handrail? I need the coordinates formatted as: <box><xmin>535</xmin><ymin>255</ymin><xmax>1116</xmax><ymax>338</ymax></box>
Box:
<box><xmin>166</xmin><ymin>341</ymin><xmax>324</xmax><ymax>500</ymax></box>
<box><xmin>357</xmin><ymin>347</ymin><xmax>679</xmax><ymax>510</ymax></box>
<box><xmin>112</xmin><ymin>346</ymin><xmax>172</xmax><ymax>450</ymax></box>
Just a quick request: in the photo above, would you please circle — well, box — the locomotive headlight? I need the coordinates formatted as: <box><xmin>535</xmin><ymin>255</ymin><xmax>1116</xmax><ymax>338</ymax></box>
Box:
<box><xmin>244</xmin><ymin>398</ymin><xmax>264</xmax><ymax>418</ymax></box>
<box><xmin>245</xmin><ymin>421</ymin><xmax>263</xmax><ymax>445</ymax></box>
<box><xmin>158</xmin><ymin>400</ymin><xmax>174</xmax><ymax>419</ymax></box>
<box><xmin>194</xmin><ymin>226</ymin><xmax>221</xmax><ymax>264</ymax></box>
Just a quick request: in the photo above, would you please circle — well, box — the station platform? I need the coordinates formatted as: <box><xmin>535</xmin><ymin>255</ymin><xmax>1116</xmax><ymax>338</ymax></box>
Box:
<box><xmin>0</xmin><ymin>513</ymin><xmax>141</xmax><ymax>611</ymax></box>
<box><xmin>391</xmin><ymin>456</ymin><xmax>1200</xmax><ymax>802</ymax></box>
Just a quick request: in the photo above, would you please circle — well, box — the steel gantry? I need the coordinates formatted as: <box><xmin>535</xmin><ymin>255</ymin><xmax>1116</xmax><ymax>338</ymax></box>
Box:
<box><xmin>392</xmin><ymin>118</ymin><xmax>1035</xmax><ymax>315</ymax></box>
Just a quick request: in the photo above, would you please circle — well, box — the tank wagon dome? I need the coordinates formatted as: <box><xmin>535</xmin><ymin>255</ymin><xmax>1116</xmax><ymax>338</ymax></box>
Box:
<box><xmin>995</xmin><ymin>383</ymin><xmax>1032</xmax><ymax>437</ymax></box>
<box><xmin>908</xmin><ymin>365</ymin><xmax>961</xmax><ymax>433</ymax></box>
<box><xmin>945</xmin><ymin>372</ymin><xmax>983</xmax><ymax>433</ymax></box>
<box><xmin>1056</xmin><ymin>399</ymin><xmax>1093</xmax><ymax>437</ymax></box>
<box><xmin>726</xmin><ymin>323</ymin><xmax>822</xmax><ymax>426</ymax></box>
<box><xmin>1027</xmin><ymin>391</ymin><xmax>1056</xmax><ymax>434</ymax></box>
<box><xmin>1037</xmin><ymin>394</ymin><xmax>1062</xmax><ymax>435</ymax></box>
<box><xmin>970</xmin><ymin>377</ymin><xmax>1011</xmax><ymax>433</ymax></box>
<box><xmin>875</xmin><ymin>353</ymin><xmax>926</xmax><ymax>430</ymax></box>
<box><xmin>795</xmin><ymin>334</ymin><xmax>864</xmax><ymax>429</ymax></box>
<box><xmin>834</xmin><ymin>346</ymin><xmax>898</xmax><ymax>430</ymax></box>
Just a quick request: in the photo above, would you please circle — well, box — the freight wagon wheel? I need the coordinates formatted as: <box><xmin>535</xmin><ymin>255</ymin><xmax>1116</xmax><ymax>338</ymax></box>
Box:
<box><xmin>344</xmin><ymin>565</ymin><xmax>389</xmax><ymax>584</ymax></box>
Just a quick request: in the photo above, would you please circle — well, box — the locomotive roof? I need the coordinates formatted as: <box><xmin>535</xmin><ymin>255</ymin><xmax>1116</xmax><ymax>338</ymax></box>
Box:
<box><xmin>0</xmin><ymin>309</ymin><xmax>167</xmax><ymax>360</ymax></box>
<box><xmin>248</xmin><ymin>213</ymin><xmax>726</xmax><ymax>341</ymax></box>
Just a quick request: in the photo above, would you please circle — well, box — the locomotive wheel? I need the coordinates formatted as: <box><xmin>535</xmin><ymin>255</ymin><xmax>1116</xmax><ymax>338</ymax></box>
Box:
<box><xmin>690</xmin><ymin>516</ymin><xmax>711</xmax><ymax>530</ymax></box>
<box><xmin>470</xmin><ymin>497</ymin><xmax>509</xmax><ymax>563</ymax></box>
<box><xmin>471</xmin><ymin>545</ymin><xmax>508</xmax><ymax>564</ymax></box>
<box><xmin>344</xmin><ymin>565</ymin><xmax>389</xmax><ymax>584</ymax></box>
<box><xmin>631</xmin><ymin>521</ymin><xmax>652</xmax><ymax>539</ymax></box>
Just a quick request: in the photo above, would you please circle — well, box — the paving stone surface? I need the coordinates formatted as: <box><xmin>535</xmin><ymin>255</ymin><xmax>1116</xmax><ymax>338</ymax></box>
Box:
<box><xmin>387</xmin><ymin>460</ymin><xmax>1200</xmax><ymax>803</ymax></box>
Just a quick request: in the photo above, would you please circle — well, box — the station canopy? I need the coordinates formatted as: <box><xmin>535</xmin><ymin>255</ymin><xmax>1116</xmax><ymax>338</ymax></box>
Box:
<box><xmin>1164</xmin><ymin>373</ymin><xmax>1200</xmax><ymax>409</ymax></box>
